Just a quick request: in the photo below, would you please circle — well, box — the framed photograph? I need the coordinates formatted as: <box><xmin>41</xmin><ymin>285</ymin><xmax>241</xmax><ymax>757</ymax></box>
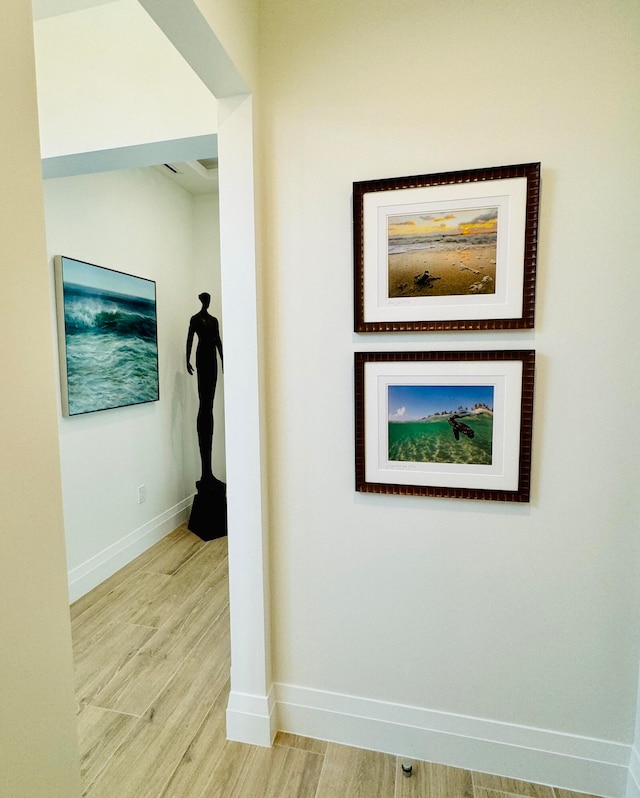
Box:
<box><xmin>54</xmin><ymin>255</ymin><xmax>159</xmax><ymax>416</ymax></box>
<box><xmin>353</xmin><ymin>163</ymin><xmax>540</xmax><ymax>332</ymax></box>
<box><xmin>355</xmin><ymin>350</ymin><xmax>535</xmax><ymax>502</ymax></box>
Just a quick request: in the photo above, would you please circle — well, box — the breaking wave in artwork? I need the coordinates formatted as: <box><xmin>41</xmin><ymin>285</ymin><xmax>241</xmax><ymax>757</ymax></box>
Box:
<box><xmin>63</xmin><ymin>284</ymin><xmax>159</xmax><ymax>415</ymax></box>
<box><xmin>388</xmin><ymin>232</ymin><xmax>497</xmax><ymax>256</ymax></box>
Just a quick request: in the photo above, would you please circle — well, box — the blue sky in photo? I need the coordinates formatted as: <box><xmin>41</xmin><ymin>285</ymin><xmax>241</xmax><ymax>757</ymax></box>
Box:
<box><xmin>388</xmin><ymin>384</ymin><xmax>494</xmax><ymax>421</ymax></box>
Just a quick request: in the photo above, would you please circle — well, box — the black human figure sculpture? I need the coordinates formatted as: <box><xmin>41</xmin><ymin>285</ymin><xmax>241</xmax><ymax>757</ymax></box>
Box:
<box><xmin>186</xmin><ymin>293</ymin><xmax>226</xmax><ymax>540</ymax></box>
<box><xmin>186</xmin><ymin>292</ymin><xmax>224</xmax><ymax>485</ymax></box>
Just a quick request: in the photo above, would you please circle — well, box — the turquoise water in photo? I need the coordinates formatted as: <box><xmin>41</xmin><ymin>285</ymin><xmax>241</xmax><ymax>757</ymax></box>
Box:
<box><xmin>388</xmin><ymin>413</ymin><xmax>493</xmax><ymax>465</ymax></box>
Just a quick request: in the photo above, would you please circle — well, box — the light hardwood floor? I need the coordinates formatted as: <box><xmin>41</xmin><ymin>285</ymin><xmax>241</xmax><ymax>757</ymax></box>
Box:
<box><xmin>72</xmin><ymin>524</ymin><xmax>602</xmax><ymax>798</ymax></box>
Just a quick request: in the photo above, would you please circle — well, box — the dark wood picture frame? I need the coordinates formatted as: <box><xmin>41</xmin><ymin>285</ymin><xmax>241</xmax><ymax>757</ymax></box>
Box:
<box><xmin>353</xmin><ymin>163</ymin><xmax>540</xmax><ymax>332</ymax></box>
<box><xmin>355</xmin><ymin>350</ymin><xmax>535</xmax><ymax>502</ymax></box>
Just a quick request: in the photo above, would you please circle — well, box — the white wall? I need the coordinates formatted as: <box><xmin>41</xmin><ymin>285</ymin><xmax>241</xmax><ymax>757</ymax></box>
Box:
<box><xmin>629</xmin><ymin>663</ymin><xmax>640</xmax><ymax>798</ymax></box>
<box><xmin>43</xmin><ymin>168</ymin><xmax>222</xmax><ymax>599</ymax></box>
<box><xmin>193</xmin><ymin>191</ymin><xmax>226</xmax><ymax>480</ymax></box>
<box><xmin>0</xmin><ymin>0</ymin><xmax>80</xmax><ymax>794</ymax></box>
<box><xmin>258</xmin><ymin>0</ymin><xmax>640</xmax><ymax>794</ymax></box>
<box><xmin>630</xmin><ymin>687</ymin><xmax>640</xmax><ymax>798</ymax></box>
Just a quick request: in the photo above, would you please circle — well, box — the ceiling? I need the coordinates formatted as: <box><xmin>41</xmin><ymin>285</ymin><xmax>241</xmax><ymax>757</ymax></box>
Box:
<box><xmin>32</xmin><ymin>0</ymin><xmax>118</xmax><ymax>20</ymax></box>
<box><xmin>32</xmin><ymin>0</ymin><xmax>218</xmax><ymax>195</ymax></box>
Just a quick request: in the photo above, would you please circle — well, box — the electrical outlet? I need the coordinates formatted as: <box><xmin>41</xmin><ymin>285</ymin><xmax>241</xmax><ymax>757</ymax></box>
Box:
<box><xmin>137</xmin><ymin>484</ymin><xmax>146</xmax><ymax>504</ymax></box>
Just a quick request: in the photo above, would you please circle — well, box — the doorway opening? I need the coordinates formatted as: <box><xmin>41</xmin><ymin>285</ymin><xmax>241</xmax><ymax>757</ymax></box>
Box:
<box><xmin>33</xmin><ymin>0</ymin><xmax>271</xmax><ymax>767</ymax></box>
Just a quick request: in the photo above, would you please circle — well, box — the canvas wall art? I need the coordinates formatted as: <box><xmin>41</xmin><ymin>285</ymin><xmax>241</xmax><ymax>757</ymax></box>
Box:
<box><xmin>54</xmin><ymin>255</ymin><xmax>159</xmax><ymax>416</ymax></box>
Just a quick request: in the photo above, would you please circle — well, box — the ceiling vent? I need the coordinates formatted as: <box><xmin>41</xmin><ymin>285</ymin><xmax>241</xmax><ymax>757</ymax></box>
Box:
<box><xmin>153</xmin><ymin>159</ymin><xmax>218</xmax><ymax>195</ymax></box>
<box><xmin>197</xmin><ymin>158</ymin><xmax>219</xmax><ymax>171</ymax></box>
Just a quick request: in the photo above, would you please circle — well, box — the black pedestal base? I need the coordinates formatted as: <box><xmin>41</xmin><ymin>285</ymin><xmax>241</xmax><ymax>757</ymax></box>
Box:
<box><xmin>188</xmin><ymin>477</ymin><xmax>227</xmax><ymax>541</ymax></box>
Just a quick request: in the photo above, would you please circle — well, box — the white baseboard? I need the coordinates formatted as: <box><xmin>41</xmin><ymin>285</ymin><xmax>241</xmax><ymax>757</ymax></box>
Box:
<box><xmin>67</xmin><ymin>497</ymin><xmax>193</xmax><ymax>602</ymax></box>
<box><xmin>226</xmin><ymin>686</ymin><xmax>277</xmax><ymax>748</ymax></box>
<box><xmin>275</xmin><ymin>683</ymin><xmax>630</xmax><ymax>798</ymax></box>
<box><xmin>627</xmin><ymin>746</ymin><xmax>640</xmax><ymax>798</ymax></box>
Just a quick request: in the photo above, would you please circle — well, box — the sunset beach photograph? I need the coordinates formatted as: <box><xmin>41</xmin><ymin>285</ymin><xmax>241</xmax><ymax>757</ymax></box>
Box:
<box><xmin>387</xmin><ymin>206</ymin><xmax>498</xmax><ymax>298</ymax></box>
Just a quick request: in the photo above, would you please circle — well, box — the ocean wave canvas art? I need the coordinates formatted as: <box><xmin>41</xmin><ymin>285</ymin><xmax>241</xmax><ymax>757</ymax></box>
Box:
<box><xmin>54</xmin><ymin>256</ymin><xmax>159</xmax><ymax>416</ymax></box>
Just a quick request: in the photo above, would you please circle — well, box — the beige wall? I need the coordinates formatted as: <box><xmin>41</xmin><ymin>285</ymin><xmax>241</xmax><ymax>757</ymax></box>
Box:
<box><xmin>3</xmin><ymin>0</ymin><xmax>638</xmax><ymax>791</ymax></box>
<box><xmin>258</xmin><ymin>0</ymin><xmax>640</xmax><ymax>780</ymax></box>
<box><xmin>0</xmin><ymin>2</ymin><xmax>80</xmax><ymax>796</ymax></box>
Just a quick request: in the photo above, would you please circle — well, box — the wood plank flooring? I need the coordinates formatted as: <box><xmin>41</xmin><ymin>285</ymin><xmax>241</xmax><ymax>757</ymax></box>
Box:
<box><xmin>72</xmin><ymin>524</ymin><xmax>603</xmax><ymax>798</ymax></box>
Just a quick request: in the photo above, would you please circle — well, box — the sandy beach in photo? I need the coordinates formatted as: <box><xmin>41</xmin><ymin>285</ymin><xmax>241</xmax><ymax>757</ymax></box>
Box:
<box><xmin>388</xmin><ymin>242</ymin><xmax>496</xmax><ymax>298</ymax></box>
